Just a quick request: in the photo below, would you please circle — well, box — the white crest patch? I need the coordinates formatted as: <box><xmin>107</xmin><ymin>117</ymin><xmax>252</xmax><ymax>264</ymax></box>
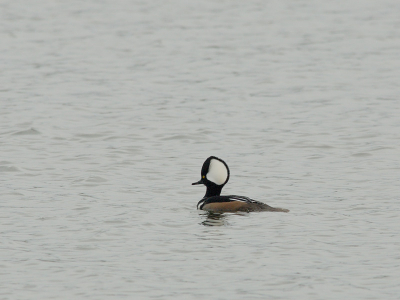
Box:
<box><xmin>206</xmin><ymin>159</ymin><xmax>228</xmax><ymax>185</ymax></box>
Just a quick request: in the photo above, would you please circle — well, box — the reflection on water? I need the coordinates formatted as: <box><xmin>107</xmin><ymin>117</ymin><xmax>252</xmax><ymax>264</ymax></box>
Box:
<box><xmin>201</xmin><ymin>212</ymin><xmax>228</xmax><ymax>226</ymax></box>
<box><xmin>200</xmin><ymin>211</ymin><xmax>250</xmax><ymax>226</ymax></box>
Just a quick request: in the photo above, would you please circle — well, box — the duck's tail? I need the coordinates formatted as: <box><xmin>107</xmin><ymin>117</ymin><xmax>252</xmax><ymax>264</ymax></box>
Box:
<box><xmin>254</xmin><ymin>203</ymin><xmax>289</xmax><ymax>213</ymax></box>
<box><xmin>269</xmin><ymin>207</ymin><xmax>290</xmax><ymax>213</ymax></box>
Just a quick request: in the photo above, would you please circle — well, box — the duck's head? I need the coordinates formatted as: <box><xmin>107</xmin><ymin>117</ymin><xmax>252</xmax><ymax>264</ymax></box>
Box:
<box><xmin>192</xmin><ymin>156</ymin><xmax>230</xmax><ymax>197</ymax></box>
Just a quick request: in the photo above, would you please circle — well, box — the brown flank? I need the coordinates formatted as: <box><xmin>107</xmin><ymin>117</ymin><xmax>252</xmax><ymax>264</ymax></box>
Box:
<box><xmin>202</xmin><ymin>201</ymin><xmax>289</xmax><ymax>213</ymax></box>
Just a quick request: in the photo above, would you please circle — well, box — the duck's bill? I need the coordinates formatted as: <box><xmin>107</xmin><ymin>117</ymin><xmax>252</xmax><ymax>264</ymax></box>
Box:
<box><xmin>192</xmin><ymin>179</ymin><xmax>204</xmax><ymax>185</ymax></box>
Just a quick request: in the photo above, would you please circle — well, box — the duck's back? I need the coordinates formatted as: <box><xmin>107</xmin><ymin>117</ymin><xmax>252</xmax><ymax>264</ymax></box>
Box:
<box><xmin>198</xmin><ymin>195</ymin><xmax>289</xmax><ymax>213</ymax></box>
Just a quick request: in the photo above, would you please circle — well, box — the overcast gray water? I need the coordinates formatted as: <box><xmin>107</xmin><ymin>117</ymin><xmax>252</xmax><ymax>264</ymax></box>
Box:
<box><xmin>1</xmin><ymin>0</ymin><xmax>400</xmax><ymax>299</ymax></box>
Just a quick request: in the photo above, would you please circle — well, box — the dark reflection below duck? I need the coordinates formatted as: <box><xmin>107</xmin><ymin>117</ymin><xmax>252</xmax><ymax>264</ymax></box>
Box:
<box><xmin>201</xmin><ymin>212</ymin><xmax>227</xmax><ymax>226</ymax></box>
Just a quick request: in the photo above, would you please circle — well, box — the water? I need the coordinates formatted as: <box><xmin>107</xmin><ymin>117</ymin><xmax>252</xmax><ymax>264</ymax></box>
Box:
<box><xmin>1</xmin><ymin>0</ymin><xmax>400</xmax><ymax>299</ymax></box>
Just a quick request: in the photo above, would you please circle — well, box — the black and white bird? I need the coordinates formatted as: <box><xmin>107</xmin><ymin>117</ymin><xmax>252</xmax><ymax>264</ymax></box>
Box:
<box><xmin>192</xmin><ymin>156</ymin><xmax>289</xmax><ymax>213</ymax></box>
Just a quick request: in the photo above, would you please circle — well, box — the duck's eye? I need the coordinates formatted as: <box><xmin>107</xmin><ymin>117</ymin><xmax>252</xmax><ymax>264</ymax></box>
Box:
<box><xmin>202</xmin><ymin>175</ymin><xmax>205</xmax><ymax>179</ymax></box>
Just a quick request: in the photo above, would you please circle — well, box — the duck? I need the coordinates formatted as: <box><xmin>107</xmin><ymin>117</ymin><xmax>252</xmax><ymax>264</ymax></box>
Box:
<box><xmin>192</xmin><ymin>156</ymin><xmax>289</xmax><ymax>213</ymax></box>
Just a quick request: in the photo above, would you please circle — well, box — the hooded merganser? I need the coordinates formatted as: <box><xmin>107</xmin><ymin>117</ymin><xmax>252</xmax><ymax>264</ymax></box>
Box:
<box><xmin>192</xmin><ymin>156</ymin><xmax>289</xmax><ymax>213</ymax></box>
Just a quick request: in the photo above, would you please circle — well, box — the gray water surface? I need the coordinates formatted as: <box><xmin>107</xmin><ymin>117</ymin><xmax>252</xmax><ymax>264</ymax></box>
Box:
<box><xmin>1</xmin><ymin>0</ymin><xmax>400</xmax><ymax>299</ymax></box>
